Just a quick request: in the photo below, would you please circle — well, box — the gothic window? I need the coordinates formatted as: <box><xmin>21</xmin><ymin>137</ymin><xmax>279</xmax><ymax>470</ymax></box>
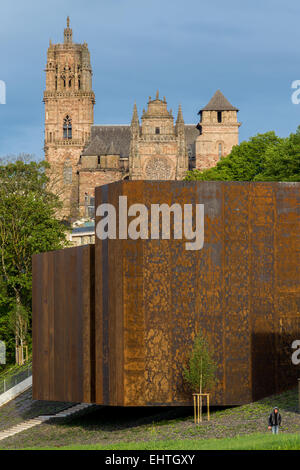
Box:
<box><xmin>63</xmin><ymin>161</ymin><xmax>72</xmax><ymax>184</ymax></box>
<box><xmin>55</xmin><ymin>76</ymin><xmax>57</xmax><ymax>90</ymax></box>
<box><xmin>78</xmin><ymin>77</ymin><xmax>81</xmax><ymax>89</ymax></box>
<box><xmin>69</xmin><ymin>79</ymin><xmax>72</xmax><ymax>87</ymax></box>
<box><xmin>218</xmin><ymin>143</ymin><xmax>222</xmax><ymax>159</ymax></box>
<box><xmin>217</xmin><ymin>111</ymin><xmax>222</xmax><ymax>123</ymax></box>
<box><xmin>155</xmin><ymin>127</ymin><xmax>160</xmax><ymax>134</ymax></box>
<box><xmin>63</xmin><ymin>116</ymin><xmax>72</xmax><ymax>139</ymax></box>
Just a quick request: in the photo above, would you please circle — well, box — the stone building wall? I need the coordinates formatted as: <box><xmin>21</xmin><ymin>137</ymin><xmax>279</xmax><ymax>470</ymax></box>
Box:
<box><xmin>44</xmin><ymin>22</ymin><xmax>240</xmax><ymax>221</ymax></box>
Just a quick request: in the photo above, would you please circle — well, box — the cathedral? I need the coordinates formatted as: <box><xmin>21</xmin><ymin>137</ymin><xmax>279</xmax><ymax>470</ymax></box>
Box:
<box><xmin>44</xmin><ymin>18</ymin><xmax>241</xmax><ymax>221</ymax></box>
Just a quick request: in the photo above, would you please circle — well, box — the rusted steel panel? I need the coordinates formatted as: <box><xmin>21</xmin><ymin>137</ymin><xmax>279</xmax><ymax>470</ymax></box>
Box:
<box><xmin>33</xmin><ymin>181</ymin><xmax>300</xmax><ymax>406</ymax></box>
<box><xmin>94</xmin><ymin>181</ymin><xmax>300</xmax><ymax>406</ymax></box>
<box><xmin>32</xmin><ymin>245</ymin><xmax>95</xmax><ymax>403</ymax></box>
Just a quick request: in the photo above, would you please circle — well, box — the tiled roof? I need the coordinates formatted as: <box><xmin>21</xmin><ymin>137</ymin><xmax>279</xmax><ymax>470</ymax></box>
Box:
<box><xmin>82</xmin><ymin>125</ymin><xmax>131</xmax><ymax>157</ymax></box>
<box><xmin>200</xmin><ymin>90</ymin><xmax>239</xmax><ymax>112</ymax></box>
<box><xmin>82</xmin><ymin>124</ymin><xmax>200</xmax><ymax>159</ymax></box>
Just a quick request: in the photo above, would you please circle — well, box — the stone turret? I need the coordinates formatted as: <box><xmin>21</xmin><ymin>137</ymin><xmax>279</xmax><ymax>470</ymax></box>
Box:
<box><xmin>195</xmin><ymin>90</ymin><xmax>241</xmax><ymax>171</ymax></box>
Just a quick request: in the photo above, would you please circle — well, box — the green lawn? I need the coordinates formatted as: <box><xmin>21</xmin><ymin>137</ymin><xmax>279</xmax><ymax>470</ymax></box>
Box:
<box><xmin>29</xmin><ymin>433</ymin><xmax>300</xmax><ymax>451</ymax></box>
<box><xmin>0</xmin><ymin>387</ymin><xmax>299</xmax><ymax>450</ymax></box>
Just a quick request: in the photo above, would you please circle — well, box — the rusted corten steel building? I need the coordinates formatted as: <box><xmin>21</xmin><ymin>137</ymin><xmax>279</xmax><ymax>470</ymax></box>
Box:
<box><xmin>32</xmin><ymin>181</ymin><xmax>300</xmax><ymax>406</ymax></box>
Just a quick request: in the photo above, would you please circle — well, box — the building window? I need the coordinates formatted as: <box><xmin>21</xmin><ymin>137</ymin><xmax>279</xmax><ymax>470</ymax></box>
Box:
<box><xmin>63</xmin><ymin>116</ymin><xmax>72</xmax><ymax>139</ymax></box>
<box><xmin>63</xmin><ymin>163</ymin><xmax>72</xmax><ymax>184</ymax></box>
<box><xmin>218</xmin><ymin>143</ymin><xmax>222</xmax><ymax>159</ymax></box>
<box><xmin>155</xmin><ymin>127</ymin><xmax>160</xmax><ymax>134</ymax></box>
<box><xmin>217</xmin><ymin>111</ymin><xmax>222</xmax><ymax>123</ymax></box>
<box><xmin>78</xmin><ymin>77</ymin><xmax>81</xmax><ymax>89</ymax></box>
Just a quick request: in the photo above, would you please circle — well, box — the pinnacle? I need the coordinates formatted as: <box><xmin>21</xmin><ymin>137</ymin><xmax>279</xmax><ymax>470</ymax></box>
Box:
<box><xmin>176</xmin><ymin>104</ymin><xmax>184</xmax><ymax>123</ymax></box>
<box><xmin>131</xmin><ymin>102</ymin><xmax>139</xmax><ymax>125</ymax></box>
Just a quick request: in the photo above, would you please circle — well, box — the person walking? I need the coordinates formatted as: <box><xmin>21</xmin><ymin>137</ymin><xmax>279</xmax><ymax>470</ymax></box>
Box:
<box><xmin>268</xmin><ymin>407</ymin><xmax>281</xmax><ymax>434</ymax></box>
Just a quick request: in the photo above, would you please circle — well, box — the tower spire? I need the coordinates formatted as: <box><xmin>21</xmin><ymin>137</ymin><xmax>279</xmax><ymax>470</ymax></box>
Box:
<box><xmin>175</xmin><ymin>104</ymin><xmax>185</xmax><ymax>135</ymax></box>
<box><xmin>64</xmin><ymin>16</ymin><xmax>73</xmax><ymax>44</ymax></box>
<box><xmin>131</xmin><ymin>102</ymin><xmax>139</xmax><ymax>126</ymax></box>
<box><xmin>176</xmin><ymin>104</ymin><xmax>184</xmax><ymax>123</ymax></box>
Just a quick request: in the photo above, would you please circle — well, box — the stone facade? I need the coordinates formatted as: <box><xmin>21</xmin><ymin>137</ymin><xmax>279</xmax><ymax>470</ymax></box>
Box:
<box><xmin>44</xmin><ymin>17</ymin><xmax>95</xmax><ymax>218</ymax></box>
<box><xmin>195</xmin><ymin>90</ymin><xmax>241</xmax><ymax>171</ymax></box>
<box><xmin>44</xmin><ymin>20</ymin><xmax>241</xmax><ymax>220</ymax></box>
<box><xmin>129</xmin><ymin>92</ymin><xmax>188</xmax><ymax>180</ymax></box>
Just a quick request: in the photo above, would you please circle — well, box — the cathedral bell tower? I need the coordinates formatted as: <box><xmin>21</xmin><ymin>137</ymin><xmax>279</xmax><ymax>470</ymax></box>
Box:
<box><xmin>195</xmin><ymin>90</ymin><xmax>241</xmax><ymax>171</ymax></box>
<box><xmin>44</xmin><ymin>17</ymin><xmax>95</xmax><ymax>219</ymax></box>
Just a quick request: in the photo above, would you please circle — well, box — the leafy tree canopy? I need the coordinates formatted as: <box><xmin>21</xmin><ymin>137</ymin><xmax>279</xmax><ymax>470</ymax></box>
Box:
<box><xmin>185</xmin><ymin>127</ymin><xmax>300</xmax><ymax>182</ymax></box>
<box><xmin>183</xmin><ymin>331</ymin><xmax>216</xmax><ymax>394</ymax></box>
<box><xmin>0</xmin><ymin>156</ymin><xmax>69</xmax><ymax>364</ymax></box>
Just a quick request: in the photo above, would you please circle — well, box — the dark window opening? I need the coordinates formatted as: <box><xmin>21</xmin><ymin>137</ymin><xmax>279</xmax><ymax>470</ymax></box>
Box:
<box><xmin>97</xmin><ymin>155</ymin><xmax>101</xmax><ymax>165</ymax></box>
<box><xmin>155</xmin><ymin>127</ymin><xmax>160</xmax><ymax>134</ymax></box>
<box><xmin>217</xmin><ymin>111</ymin><xmax>222</xmax><ymax>123</ymax></box>
<box><xmin>63</xmin><ymin>116</ymin><xmax>72</xmax><ymax>139</ymax></box>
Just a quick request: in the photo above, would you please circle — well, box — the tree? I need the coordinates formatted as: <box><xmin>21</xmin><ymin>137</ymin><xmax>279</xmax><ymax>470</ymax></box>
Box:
<box><xmin>183</xmin><ymin>331</ymin><xmax>216</xmax><ymax>394</ymax></box>
<box><xmin>184</xmin><ymin>331</ymin><xmax>216</xmax><ymax>423</ymax></box>
<box><xmin>255</xmin><ymin>127</ymin><xmax>300</xmax><ymax>181</ymax></box>
<box><xmin>185</xmin><ymin>131</ymin><xmax>294</xmax><ymax>182</ymax></box>
<box><xmin>0</xmin><ymin>157</ymin><xmax>69</xmax><ymax>364</ymax></box>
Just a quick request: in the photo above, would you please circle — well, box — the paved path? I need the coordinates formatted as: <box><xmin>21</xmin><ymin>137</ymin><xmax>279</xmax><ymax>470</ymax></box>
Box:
<box><xmin>0</xmin><ymin>403</ymin><xmax>92</xmax><ymax>441</ymax></box>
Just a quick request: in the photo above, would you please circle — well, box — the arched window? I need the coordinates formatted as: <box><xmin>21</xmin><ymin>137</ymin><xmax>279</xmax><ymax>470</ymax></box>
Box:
<box><xmin>218</xmin><ymin>143</ymin><xmax>222</xmax><ymax>159</ymax></box>
<box><xmin>63</xmin><ymin>116</ymin><xmax>72</xmax><ymax>139</ymax></box>
<box><xmin>63</xmin><ymin>160</ymin><xmax>72</xmax><ymax>184</ymax></box>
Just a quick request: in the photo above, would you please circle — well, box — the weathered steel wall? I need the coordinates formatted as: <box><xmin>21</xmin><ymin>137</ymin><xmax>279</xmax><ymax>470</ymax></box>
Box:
<box><xmin>32</xmin><ymin>245</ymin><xmax>95</xmax><ymax>403</ymax></box>
<box><xmin>32</xmin><ymin>181</ymin><xmax>300</xmax><ymax>406</ymax></box>
<box><xmin>94</xmin><ymin>181</ymin><xmax>300</xmax><ymax>406</ymax></box>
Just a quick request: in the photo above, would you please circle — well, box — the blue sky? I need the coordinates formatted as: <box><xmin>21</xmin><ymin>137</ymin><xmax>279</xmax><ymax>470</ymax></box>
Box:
<box><xmin>1</xmin><ymin>0</ymin><xmax>300</xmax><ymax>159</ymax></box>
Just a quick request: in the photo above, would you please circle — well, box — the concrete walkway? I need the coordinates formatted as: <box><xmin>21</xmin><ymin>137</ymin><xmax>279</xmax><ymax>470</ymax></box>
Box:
<box><xmin>0</xmin><ymin>403</ymin><xmax>93</xmax><ymax>441</ymax></box>
<box><xmin>0</xmin><ymin>376</ymin><xmax>32</xmax><ymax>407</ymax></box>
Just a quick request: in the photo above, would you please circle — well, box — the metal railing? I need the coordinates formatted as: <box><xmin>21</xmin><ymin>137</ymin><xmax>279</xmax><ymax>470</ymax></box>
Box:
<box><xmin>0</xmin><ymin>362</ymin><xmax>32</xmax><ymax>395</ymax></box>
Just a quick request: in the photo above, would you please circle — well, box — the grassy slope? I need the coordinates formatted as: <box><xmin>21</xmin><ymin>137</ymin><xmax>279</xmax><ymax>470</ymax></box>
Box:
<box><xmin>0</xmin><ymin>387</ymin><xmax>75</xmax><ymax>432</ymax></box>
<box><xmin>34</xmin><ymin>433</ymin><xmax>300</xmax><ymax>450</ymax></box>
<box><xmin>0</xmin><ymin>387</ymin><xmax>299</xmax><ymax>450</ymax></box>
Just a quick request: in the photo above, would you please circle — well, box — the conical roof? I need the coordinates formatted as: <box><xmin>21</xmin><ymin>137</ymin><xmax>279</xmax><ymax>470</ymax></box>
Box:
<box><xmin>200</xmin><ymin>90</ymin><xmax>239</xmax><ymax>112</ymax></box>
